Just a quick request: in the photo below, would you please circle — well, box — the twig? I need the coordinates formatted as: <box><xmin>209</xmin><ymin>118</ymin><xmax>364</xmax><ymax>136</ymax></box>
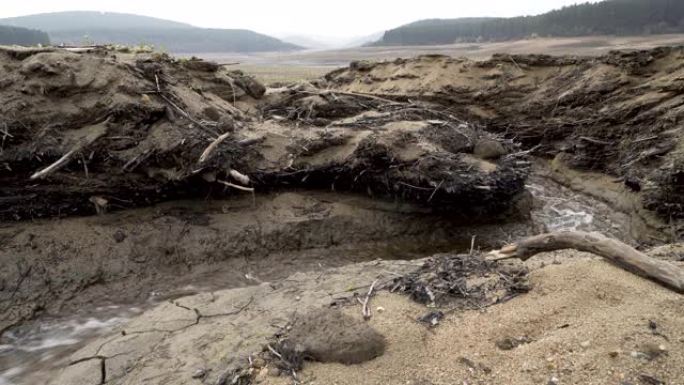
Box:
<box><xmin>30</xmin><ymin>149</ymin><xmax>76</xmax><ymax>180</ymax></box>
<box><xmin>217</xmin><ymin>180</ymin><xmax>254</xmax><ymax>192</ymax></box>
<box><xmin>578</xmin><ymin>136</ymin><xmax>613</xmax><ymax>146</ymax></box>
<box><xmin>149</xmin><ymin>74</ymin><xmax>218</xmax><ymax>137</ymax></box>
<box><xmin>469</xmin><ymin>235</ymin><xmax>476</xmax><ymax>256</ymax></box>
<box><xmin>632</xmin><ymin>135</ymin><xmax>659</xmax><ymax>144</ymax></box>
<box><xmin>266</xmin><ymin>344</ymin><xmax>283</xmax><ymax>359</ymax></box>
<box><xmin>229</xmin><ymin>169</ymin><xmax>250</xmax><ymax>185</ymax></box>
<box><xmin>198</xmin><ymin>132</ymin><xmax>231</xmax><ymax>164</ymax></box>
<box><xmin>80</xmin><ymin>152</ymin><xmax>89</xmax><ymax>179</ymax></box>
<box><xmin>508</xmin><ymin>55</ymin><xmax>523</xmax><ymax>72</ymax></box>
<box><xmin>428</xmin><ymin>180</ymin><xmax>444</xmax><ymax>202</ymax></box>
<box><xmin>157</xmin><ymin>93</ymin><xmax>219</xmax><ymax>137</ymax></box>
<box><xmin>362</xmin><ymin>279</ymin><xmax>379</xmax><ymax>321</ymax></box>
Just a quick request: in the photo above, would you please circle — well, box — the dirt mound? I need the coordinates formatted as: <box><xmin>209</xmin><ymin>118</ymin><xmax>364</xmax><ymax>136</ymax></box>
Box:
<box><xmin>0</xmin><ymin>46</ymin><xmax>261</xmax><ymax>220</ymax></box>
<box><xmin>269</xmin><ymin>308</ymin><xmax>386</xmax><ymax>367</ymax></box>
<box><xmin>325</xmin><ymin>47</ymin><xmax>684</xmax><ymax>236</ymax></box>
<box><xmin>0</xmin><ymin>46</ymin><xmax>529</xmax><ymax>221</ymax></box>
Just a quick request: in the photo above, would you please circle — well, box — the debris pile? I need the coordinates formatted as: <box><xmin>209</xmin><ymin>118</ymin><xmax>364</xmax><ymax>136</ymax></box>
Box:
<box><xmin>0</xmin><ymin>46</ymin><xmax>260</xmax><ymax>219</ymax></box>
<box><xmin>325</xmin><ymin>47</ymin><xmax>684</xmax><ymax>233</ymax></box>
<box><xmin>390</xmin><ymin>253</ymin><xmax>530</xmax><ymax>308</ymax></box>
<box><xmin>0</xmin><ymin>46</ymin><xmax>531</xmax><ymax>220</ymax></box>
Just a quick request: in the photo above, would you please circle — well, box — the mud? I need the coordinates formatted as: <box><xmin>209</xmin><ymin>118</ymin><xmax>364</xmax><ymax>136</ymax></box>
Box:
<box><xmin>0</xmin><ymin>46</ymin><xmax>529</xmax><ymax>221</ymax></box>
<box><xmin>325</xmin><ymin>47</ymin><xmax>684</xmax><ymax>237</ymax></box>
<box><xmin>1</xmin><ymin>45</ymin><xmax>683</xmax><ymax>385</ymax></box>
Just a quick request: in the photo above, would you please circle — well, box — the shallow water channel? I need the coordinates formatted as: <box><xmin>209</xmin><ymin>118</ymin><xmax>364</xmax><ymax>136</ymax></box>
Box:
<box><xmin>0</xmin><ymin>175</ymin><xmax>632</xmax><ymax>385</ymax></box>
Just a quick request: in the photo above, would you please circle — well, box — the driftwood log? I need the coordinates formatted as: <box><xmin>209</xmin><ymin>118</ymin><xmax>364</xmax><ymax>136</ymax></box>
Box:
<box><xmin>488</xmin><ymin>231</ymin><xmax>684</xmax><ymax>293</ymax></box>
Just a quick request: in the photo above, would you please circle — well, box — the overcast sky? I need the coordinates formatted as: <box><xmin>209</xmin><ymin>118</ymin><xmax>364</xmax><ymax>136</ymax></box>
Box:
<box><xmin>2</xmin><ymin>0</ymin><xmax>593</xmax><ymax>38</ymax></box>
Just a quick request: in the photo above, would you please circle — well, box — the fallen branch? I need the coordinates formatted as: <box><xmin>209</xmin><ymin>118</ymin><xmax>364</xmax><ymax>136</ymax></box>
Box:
<box><xmin>488</xmin><ymin>231</ymin><xmax>684</xmax><ymax>293</ymax></box>
<box><xmin>229</xmin><ymin>169</ymin><xmax>251</xmax><ymax>185</ymax></box>
<box><xmin>30</xmin><ymin>120</ymin><xmax>108</xmax><ymax>180</ymax></box>
<box><xmin>198</xmin><ymin>132</ymin><xmax>231</xmax><ymax>164</ymax></box>
<box><xmin>30</xmin><ymin>149</ymin><xmax>77</xmax><ymax>180</ymax></box>
<box><xmin>362</xmin><ymin>279</ymin><xmax>379</xmax><ymax>320</ymax></box>
<box><xmin>217</xmin><ymin>180</ymin><xmax>254</xmax><ymax>193</ymax></box>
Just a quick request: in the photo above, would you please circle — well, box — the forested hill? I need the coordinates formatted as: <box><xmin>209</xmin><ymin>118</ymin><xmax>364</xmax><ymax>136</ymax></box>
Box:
<box><xmin>373</xmin><ymin>0</ymin><xmax>684</xmax><ymax>46</ymax></box>
<box><xmin>0</xmin><ymin>11</ymin><xmax>300</xmax><ymax>53</ymax></box>
<box><xmin>0</xmin><ymin>25</ymin><xmax>50</xmax><ymax>46</ymax></box>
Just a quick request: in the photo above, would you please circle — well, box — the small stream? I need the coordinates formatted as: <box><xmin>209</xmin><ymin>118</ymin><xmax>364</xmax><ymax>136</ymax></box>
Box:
<box><xmin>0</xmin><ymin>176</ymin><xmax>632</xmax><ymax>385</ymax></box>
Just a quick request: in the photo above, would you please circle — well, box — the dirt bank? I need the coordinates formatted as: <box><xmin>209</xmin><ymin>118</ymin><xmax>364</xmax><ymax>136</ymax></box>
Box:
<box><xmin>325</xmin><ymin>47</ymin><xmax>684</xmax><ymax>238</ymax></box>
<box><xmin>0</xmin><ymin>189</ymin><xmax>541</xmax><ymax>336</ymax></box>
<box><xmin>0</xmin><ymin>46</ymin><xmax>528</xmax><ymax>221</ymax></box>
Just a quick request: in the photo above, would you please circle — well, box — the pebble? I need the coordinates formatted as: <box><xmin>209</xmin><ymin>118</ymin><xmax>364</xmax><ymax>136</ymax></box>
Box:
<box><xmin>580</xmin><ymin>340</ymin><xmax>591</xmax><ymax>348</ymax></box>
<box><xmin>548</xmin><ymin>376</ymin><xmax>560</xmax><ymax>385</ymax></box>
<box><xmin>191</xmin><ymin>369</ymin><xmax>206</xmax><ymax>379</ymax></box>
<box><xmin>376</xmin><ymin>306</ymin><xmax>386</xmax><ymax>313</ymax></box>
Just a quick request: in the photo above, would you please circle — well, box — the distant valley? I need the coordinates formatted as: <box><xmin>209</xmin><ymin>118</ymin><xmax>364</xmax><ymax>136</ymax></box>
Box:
<box><xmin>0</xmin><ymin>11</ymin><xmax>299</xmax><ymax>53</ymax></box>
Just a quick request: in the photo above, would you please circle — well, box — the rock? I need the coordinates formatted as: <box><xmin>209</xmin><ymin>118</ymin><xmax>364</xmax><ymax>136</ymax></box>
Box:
<box><xmin>191</xmin><ymin>369</ymin><xmax>206</xmax><ymax>379</ymax></box>
<box><xmin>284</xmin><ymin>308</ymin><xmax>386</xmax><ymax>365</ymax></box>
<box><xmin>474</xmin><ymin>139</ymin><xmax>507</xmax><ymax>160</ymax></box>
<box><xmin>112</xmin><ymin>230</ymin><xmax>126</xmax><ymax>243</ymax></box>
<box><xmin>495</xmin><ymin>336</ymin><xmax>532</xmax><ymax>350</ymax></box>
<box><xmin>580</xmin><ymin>340</ymin><xmax>591</xmax><ymax>348</ymax></box>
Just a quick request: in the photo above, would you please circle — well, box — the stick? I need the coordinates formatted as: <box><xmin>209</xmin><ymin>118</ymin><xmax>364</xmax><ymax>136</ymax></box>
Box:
<box><xmin>229</xmin><ymin>169</ymin><xmax>250</xmax><ymax>185</ymax></box>
<box><xmin>198</xmin><ymin>132</ymin><xmax>231</xmax><ymax>164</ymax></box>
<box><xmin>428</xmin><ymin>180</ymin><xmax>444</xmax><ymax>202</ymax></box>
<box><xmin>30</xmin><ymin>149</ymin><xmax>76</xmax><ymax>180</ymax></box>
<box><xmin>217</xmin><ymin>180</ymin><xmax>254</xmax><ymax>192</ymax></box>
<box><xmin>362</xmin><ymin>279</ymin><xmax>379</xmax><ymax>321</ymax></box>
<box><xmin>487</xmin><ymin>231</ymin><xmax>684</xmax><ymax>293</ymax></box>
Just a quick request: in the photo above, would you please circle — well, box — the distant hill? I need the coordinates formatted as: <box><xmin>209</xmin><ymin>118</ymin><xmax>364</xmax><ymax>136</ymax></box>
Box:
<box><xmin>373</xmin><ymin>0</ymin><xmax>684</xmax><ymax>46</ymax></box>
<box><xmin>0</xmin><ymin>25</ymin><xmax>50</xmax><ymax>46</ymax></box>
<box><xmin>0</xmin><ymin>11</ymin><xmax>300</xmax><ymax>53</ymax></box>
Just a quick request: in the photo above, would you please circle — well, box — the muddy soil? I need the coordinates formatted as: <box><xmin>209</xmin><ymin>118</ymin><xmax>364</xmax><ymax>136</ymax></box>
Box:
<box><xmin>0</xmin><ymin>46</ymin><xmax>529</xmax><ymax>221</ymax></box>
<box><xmin>1</xmin><ymin>46</ymin><xmax>683</xmax><ymax>385</ymax></box>
<box><xmin>325</xmin><ymin>47</ymin><xmax>684</xmax><ymax>237</ymax></box>
<box><xmin>0</xmin><ymin>172</ymin><xmax>636</xmax><ymax>385</ymax></box>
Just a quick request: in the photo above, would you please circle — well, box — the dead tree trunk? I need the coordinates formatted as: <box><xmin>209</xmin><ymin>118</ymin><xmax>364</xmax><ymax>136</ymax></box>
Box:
<box><xmin>488</xmin><ymin>231</ymin><xmax>684</xmax><ymax>294</ymax></box>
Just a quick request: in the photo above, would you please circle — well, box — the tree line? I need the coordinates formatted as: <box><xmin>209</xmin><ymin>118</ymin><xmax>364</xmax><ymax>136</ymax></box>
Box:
<box><xmin>0</xmin><ymin>25</ymin><xmax>50</xmax><ymax>46</ymax></box>
<box><xmin>374</xmin><ymin>0</ymin><xmax>684</xmax><ymax>46</ymax></box>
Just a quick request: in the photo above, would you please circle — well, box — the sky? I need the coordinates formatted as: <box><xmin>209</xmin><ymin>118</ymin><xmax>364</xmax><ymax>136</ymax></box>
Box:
<box><xmin>1</xmin><ymin>0</ymin><xmax>593</xmax><ymax>39</ymax></box>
